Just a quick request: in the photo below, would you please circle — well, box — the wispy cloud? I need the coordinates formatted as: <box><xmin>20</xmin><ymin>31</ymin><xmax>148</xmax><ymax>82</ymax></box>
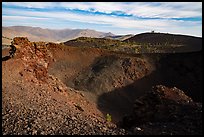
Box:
<box><xmin>2</xmin><ymin>2</ymin><xmax>202</xmax><ymax>37</ymax></box>
<box><xmin>3</xmin><ymin>7</ymin><xmax>199</xmax><ymax>29</ymax></box>
<box><xmin>3</xmin><ymin>2</ymin><xmax>202</xmax><ymax>18</ymax></box>
<box><xmin>3</xmin><ymin>15</ymin><xmax>49</xmax><ymax>20</ymax></box>
<box><xmin>2</xmin><ymin>2</ymin><xmax>56</xmax><ymax>9</ymax></box>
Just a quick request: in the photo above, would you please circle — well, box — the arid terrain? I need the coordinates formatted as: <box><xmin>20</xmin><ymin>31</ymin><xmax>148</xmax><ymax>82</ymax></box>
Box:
<box><xmin>2</xmin><ymin>26</ymin><xmax>115</xmax><ymax>43</ymax></box>
<box><xmin>2</xmin><ymin>32</ymin><xmax>202</xmax><ymax>135</ymax></box>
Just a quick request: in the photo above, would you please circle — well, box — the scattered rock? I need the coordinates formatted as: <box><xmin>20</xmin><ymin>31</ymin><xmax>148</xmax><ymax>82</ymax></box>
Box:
<box><xmin>121</xmin><ymin>85</ymin><xmax>202</xmax><ymax>135</ymax></box>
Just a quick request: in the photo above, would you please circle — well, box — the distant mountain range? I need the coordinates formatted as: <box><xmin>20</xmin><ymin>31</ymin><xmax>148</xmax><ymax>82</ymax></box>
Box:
<box><xmin>2</xmin><ymin>26</ymin><xmax>116</xmax><ymax>44</ymax></box>
<box><xmin>2</xmin><ymin>26</ymin><xmax>202</xmax><ymax>53</ymax></box>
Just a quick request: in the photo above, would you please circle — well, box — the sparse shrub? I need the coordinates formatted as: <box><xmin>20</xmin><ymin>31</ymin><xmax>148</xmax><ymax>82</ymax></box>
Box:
<box><xmin>106</xmin><ymin>113</ymin><xmax>112</xmax><ymax>122</ymax></box>
<box><xmin>134</xmin><ymin>48</ymin><xmax>139</xmax><ymax>53</ymax></box>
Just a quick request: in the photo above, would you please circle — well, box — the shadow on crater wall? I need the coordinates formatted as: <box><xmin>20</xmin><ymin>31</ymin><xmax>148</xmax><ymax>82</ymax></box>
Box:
<box><xmin>96</xmin><ymin>51</ymin><xmax>202</xmax><ymax>123</ymax></box>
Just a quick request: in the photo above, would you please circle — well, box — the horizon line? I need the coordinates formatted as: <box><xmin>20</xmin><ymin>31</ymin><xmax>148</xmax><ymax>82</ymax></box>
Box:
<box><xmin>2</xmin><ymin>25</ymin><xmax>202</xmax><ymax>38</ymax></box>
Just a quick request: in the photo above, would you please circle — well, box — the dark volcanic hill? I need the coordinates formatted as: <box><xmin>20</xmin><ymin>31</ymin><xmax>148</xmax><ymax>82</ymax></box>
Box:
<box><xmin>124</xmin><ymin>32</ymin><xmax>202</xmax><ymax>52</ymax></box>
<box><xmin>64</xmin><ymin>33</ymin><xmax>202</xmax><ymax>54</ymax></box>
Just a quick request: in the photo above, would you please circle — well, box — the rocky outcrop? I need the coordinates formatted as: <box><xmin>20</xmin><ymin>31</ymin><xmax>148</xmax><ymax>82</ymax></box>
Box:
<box><xmin>121</xmin><ymin>85</ymin><xmax>202</xmax><ymax>135</ymax></box>
<box><xmin>12</xmin><ymin>37</ymin><xmax>53</xmax><ymax>82</ymax></box>
<box><xmin>2</xmin><ymin>37</ymin><xmax>128</xmax><ymax>135</ymax></box>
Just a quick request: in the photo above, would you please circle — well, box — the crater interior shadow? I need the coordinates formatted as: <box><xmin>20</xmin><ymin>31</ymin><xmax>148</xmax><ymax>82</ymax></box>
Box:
<box><xmin>96</xmin><ymin>51</ymin><xmax>202</xmax><ymax>124</ymax></box>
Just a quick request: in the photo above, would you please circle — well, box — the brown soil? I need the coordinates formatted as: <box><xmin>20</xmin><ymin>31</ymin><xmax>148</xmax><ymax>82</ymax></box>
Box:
<box><xmin>2</xmin><ymin>37</ymin><xmax>202</xmax><ymax>135</ymax></box>
<box><xmin>48</xmin><ymin>43</ymin><xmax>202</xmax><ymax>122</ymax></box>
<box><xmin>2</xmin><ymin>38</ymin><xmax>126</xmax><ymax>135</ymax></box>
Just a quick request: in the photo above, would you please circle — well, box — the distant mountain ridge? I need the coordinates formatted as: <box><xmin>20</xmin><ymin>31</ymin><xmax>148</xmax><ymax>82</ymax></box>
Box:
<box><xmin>2</xmin><ymin>26</ymin><xmax>115</xmax><ymax>43</ymax></box>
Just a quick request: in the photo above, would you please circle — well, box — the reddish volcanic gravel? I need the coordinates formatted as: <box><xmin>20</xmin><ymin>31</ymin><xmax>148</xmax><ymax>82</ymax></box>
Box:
<box><xmin>2</xmin><ymin>37</ymin><xmax>202</xmax><ymax>135</ymax></box>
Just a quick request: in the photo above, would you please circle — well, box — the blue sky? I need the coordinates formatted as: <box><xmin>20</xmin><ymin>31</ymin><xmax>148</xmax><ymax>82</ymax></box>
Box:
<box><xmin>2</xmin><ymin>2</ymin><xmax>202</xmax><ymax>37</ymax></box>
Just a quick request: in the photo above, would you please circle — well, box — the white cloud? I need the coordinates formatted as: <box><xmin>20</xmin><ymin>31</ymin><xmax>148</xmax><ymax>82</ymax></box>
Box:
<box><xmin>2</xmin><ymin>2</ymin><xmax>55</xmax><ymax>8</ymax></box>
<box><xmin>3</xmin><ymin>15</ymin><xmax>49</xmax><ymax>20</ymax></box>
<box><xmin>3</xmin><ymin>7</ymin><xmax>197</xmax><ymax>30</ymax></box>
<box><xmin>2</xmin><ymin>3</ymin><xmax>202</xmax><ymax>37</ymax></box>
<box><xmin>3</xmin><ymin>2</ymin><xmax>202</xmax><ymax>19</ymax></box>
<box><xmin>125</xmin><ymin>2</ymin><xmax>202</xmax><ymax>18</ymax></box>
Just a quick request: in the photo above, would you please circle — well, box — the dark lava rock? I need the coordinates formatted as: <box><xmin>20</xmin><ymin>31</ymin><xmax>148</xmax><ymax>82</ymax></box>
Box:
<box><xmin>121</xmin><ymin>85</ymin><xmax>202</xmax><ymax>135</ymax></box>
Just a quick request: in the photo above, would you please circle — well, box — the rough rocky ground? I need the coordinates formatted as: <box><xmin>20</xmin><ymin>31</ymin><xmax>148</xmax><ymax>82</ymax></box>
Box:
<box><xmin>48</xmin><ymin>41</ymin><xmax>202</xmax><ymax>123</ymax></box>
<box><xmin>2</xmin><ymin>38</ymin><xmax>127</xmax><ymax>135</ymax></box>
<box><xmin>121</xmin><ymin>85</ymin><xmax>202</xmax><ymax>135</ymax></box>
<box><xmin>2</xmin><ymin>37</ymin><xmax>202</xmax><ymax>135</ymax></box>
